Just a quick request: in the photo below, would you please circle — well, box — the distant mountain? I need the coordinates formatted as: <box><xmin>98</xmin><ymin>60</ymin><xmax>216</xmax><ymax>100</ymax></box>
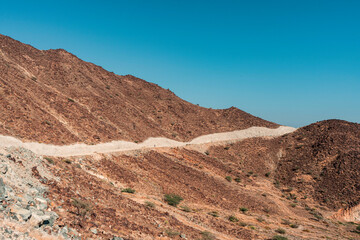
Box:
<box><xmin>0</xmin><ymin>34</ymin><xmax>278</xmax><ymax>144</ymax></box>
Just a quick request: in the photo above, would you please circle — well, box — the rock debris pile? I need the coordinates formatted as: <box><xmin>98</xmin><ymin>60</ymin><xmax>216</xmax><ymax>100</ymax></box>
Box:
<box><xmin>0</xmin><ymin>147</ymin><xmax>80</xmax><ymax>239</ymax></box>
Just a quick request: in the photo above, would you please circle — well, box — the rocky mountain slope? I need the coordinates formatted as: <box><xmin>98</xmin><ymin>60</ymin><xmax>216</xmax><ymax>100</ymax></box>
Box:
<box><xmin>275</xmin><ymin>119</ymin><xmax>360</xmax><ymax>216</ymax></box>
<box><xmin>0</xmin><ymin>35</ymin><xmax>359</xmax><ymax>240</ymax></box>
<box><xmin>39</xmin><ymin>124</ymin><xmax>360</xmax><ymax>240</ymax></box>
<box><xmin>0</xmin><ymin>34</ymin><xmax>277</xmax><ymax>145</ymax></box>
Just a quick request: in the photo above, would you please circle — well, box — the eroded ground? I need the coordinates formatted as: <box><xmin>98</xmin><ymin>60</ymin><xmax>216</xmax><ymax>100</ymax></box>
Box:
<box><xmin>41</xmin><ymin>138</ymin><xmax>360</xmax><ymax>240</ymax></box>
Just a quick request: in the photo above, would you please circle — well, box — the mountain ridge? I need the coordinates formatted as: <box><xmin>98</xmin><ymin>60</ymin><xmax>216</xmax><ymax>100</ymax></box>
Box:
<box><xmin>1</xmin><ymin>34</ymin><xmax>360</xmax><ymax>240</ymax></box>
<box><xmin>0</xmin><ymin>34</ymin><xmax>278</xmax><ymax>145</ymax></box>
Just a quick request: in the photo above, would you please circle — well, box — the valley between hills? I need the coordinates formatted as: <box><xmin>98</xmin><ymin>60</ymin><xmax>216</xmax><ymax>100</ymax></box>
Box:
<box><xmin>0</xmin><ymin>34</ymin><xmax>359</xmax><ymax>240</ymax></box>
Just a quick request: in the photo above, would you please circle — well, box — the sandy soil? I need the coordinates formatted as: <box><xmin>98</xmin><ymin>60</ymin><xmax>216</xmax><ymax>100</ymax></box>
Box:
<box><xmin>0</xmin><ymin>126</ymin><xmax>296</xmax><ymax>157</ymax></box>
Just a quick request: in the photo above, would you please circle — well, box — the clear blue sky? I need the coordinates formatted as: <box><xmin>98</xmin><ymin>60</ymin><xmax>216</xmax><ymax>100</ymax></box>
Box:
<box><xmin>1</xmin><ymin>0</ymin><xmax>359</xmax><ymax>127</ymax></box>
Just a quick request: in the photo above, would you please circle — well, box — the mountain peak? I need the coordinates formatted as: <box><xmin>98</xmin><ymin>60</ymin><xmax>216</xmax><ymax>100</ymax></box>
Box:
<box><xmin>0</xmin><ymin>35</ymin><xmax>278</xmax><ymax>145</ymax></box>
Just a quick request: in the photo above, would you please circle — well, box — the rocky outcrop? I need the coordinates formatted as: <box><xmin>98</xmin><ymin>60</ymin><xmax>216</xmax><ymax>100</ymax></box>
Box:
<box><xmin>276</xmin><ymin>120</ymin><xmax>360</xmax><ymax>210</ymax></box>
<box><xmin>332</xmin><ymin>204</ymin><xmax>360</xmax><ymax>222</ymax></box>
<box><xmin>0</xmin><ymin>147</ymin><xmax>77</xmax><ymax>239</ymax></box>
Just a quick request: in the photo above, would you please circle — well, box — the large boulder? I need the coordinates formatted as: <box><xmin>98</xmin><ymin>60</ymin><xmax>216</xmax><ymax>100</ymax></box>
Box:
<box><xmin>29</xmin><ymin>210</ymin><xmax>58</xmax><ymax>227</ymax></box>
<box><xmin>10</xmin><ymin>205</ymin><xmax>32</xmax><ymax>221</ymax></box>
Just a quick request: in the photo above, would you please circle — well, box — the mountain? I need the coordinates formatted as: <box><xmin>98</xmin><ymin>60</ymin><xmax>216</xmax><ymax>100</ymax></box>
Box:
<box><xmin>276</xmin><ymin>119</ymin><xmax>360</xmax><ymax>209</ymax></box>
<box><xmin>42</xmin><ymin>119</ymin><xmax>360</xmax><ymax>239</ymax></box>
<box><xmin>0</xmin><ymin>34</ymin><xmax>277</xmax><ymax>145</ymax></box>
<box><xmin>0</xmin><ymin>35</ymin><xmax>359</xmax><ymax>240</ymax></box>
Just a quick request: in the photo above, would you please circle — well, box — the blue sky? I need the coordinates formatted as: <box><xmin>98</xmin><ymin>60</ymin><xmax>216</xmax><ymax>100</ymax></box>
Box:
<box><xmin>1</xmin><ymin>0</ymin><xmax>359</xmax><ymax>127</ymax></box>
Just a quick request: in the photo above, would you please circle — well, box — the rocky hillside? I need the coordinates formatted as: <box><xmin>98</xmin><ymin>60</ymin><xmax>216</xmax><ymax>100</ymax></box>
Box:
<box><xmin>0</xmin><ymin>34</ymin><xmax>278</xmax><ymax>145</ymax></box>
<box><xmin>37</xmin><ymin>134</ymin><xmax>360</xmax><ymax>240</ymax></box>
<box><xmin>0</xmin><ymin>147</ymin><xmax>64</xmax><ymax>239</ymax></box>
<box><xmin>1</xmin><ymin>34</ymin><xmax>360</xmax><ymax>240</ymax></box>
<box><xmin>275</xmin><ymin>120</ymin><xmax>360</xmax><ymax>210</ymax></box>
<box><xmin>2</xmin><ymin>134</ymin><xmax>360</xmax><ymax>240</ymax></box>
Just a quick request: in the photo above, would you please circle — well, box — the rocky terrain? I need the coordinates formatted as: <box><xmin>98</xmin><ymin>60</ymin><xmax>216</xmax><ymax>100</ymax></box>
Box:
<box><xmin>0</xmin><ymin>147</ymin><xmax>71</xmax><ymax>239</ymax></box>
<box><xmin>0</xmin><ymin>35</ymin><xmax>360</xmax><ymax>240</ymax></box>
<box><xmin>276</xmin><ymin>120</ymin><xmax>360</xmax><ymax>209</ymax></box>
<box><xmin>0</xmin><ymin>34</ymin><xmax>277</xmax><ymax>145</ymax></box>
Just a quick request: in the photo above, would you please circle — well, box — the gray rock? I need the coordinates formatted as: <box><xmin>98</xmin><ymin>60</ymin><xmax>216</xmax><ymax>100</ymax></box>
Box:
<box><xmin>5</xmin><ymin>185</ymin><xmax>13</xmax><ymax>193</ymax></box>
<box><xmin>34</xmin><ymin>196</ymin><xmax>48</xmax><ymax>205</ymax></box>
<box><xmin>26</xmin><ymin>200</ymin><xmax>37</xmax><ymax>209</ymax></box>
<box><xmin>180</xmin><ymin>233</ymin><xmax>187</xmax><ymax>239</ymax></box>
<box><xmin>28</xmin><ymin>207</ymin><xmax>45</xmax><ymax>216</ymax></box>
<box><xmin>112</xmin><ymin>237</ymin><xmax>124</xmax><ymax>240</ymax></box>
<box><xmin>90</xmin><ymin>228</ymin><xmax>98</xmax><ymax>234</ymax></box>
<box><xmin>20</xmin><ymin>209</ymin><xmax>32</xmax><ymax>222</ymax></box>
<box><xmin>0</xmin><ymin>205</ymin><xmax>6</xmax><ymax>211</ymax></box>
<box><xmin>15</xmin><ymin>196</ymin><xmax>24</xmax><ymax>204</ymax></box>
<box><xmin>38</xmin><ymin>203</ymin><xmax>48</xmax><ymax>211</ymax></box>
<box><xmin>10</xmin><ymin>206</ymin><xmax>32</xmax><ymax>222</ymax></box>
<box><xmin>28</xmin><ymin>210</ymin><xmax>58</xmax><ymax>227</ymax></box>
<box><xmin>31</xmin><ymin>214</ymin><xmax>50</xmax><ymax>227</ymax></box>
<box><xmin>59</xmin><ymin>226</ymin><xmax>69</xmax><ymax>238</ymax></box>
<box><xmin>46</xmin><ymin>211</ymin><xmax>59</xmax><ymax>226</ymax></box>
<box><xmin>69</xmin><ymin>227</ymin><xmax>79</xmax><ymax>236</ymax></box>
<box><xmin>24</xmin><ymin>194</ymin><xmax>35</xmax><ymax>203</ymax></box>
<box><xmin>28</xmin><ymin>188</ymin><xmax>39</xmax><ymax>196</ymax></box>
<box><xmin>0</xmin><ymin>164</ymin><xmax>8</xmax><ymax>174</ymax></box>
<box><xmin>0</xmin><ymin>178</ymin><xmax>6</xmax><ymax>198</ymax></box>
<box><xmin>30</xmin><ymin>210</ymin><xmax>58</xmax><ymax>227</ymax></box>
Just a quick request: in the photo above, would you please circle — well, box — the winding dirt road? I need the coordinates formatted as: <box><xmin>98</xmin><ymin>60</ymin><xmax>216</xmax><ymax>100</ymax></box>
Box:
<box><xmin>0</xmin><ymin>126</ymin><xmax>296</xmax><ymax>157</ymax></box>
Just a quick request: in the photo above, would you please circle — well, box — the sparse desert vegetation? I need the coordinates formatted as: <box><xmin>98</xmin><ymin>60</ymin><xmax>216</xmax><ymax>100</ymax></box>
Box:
<box><xmin>164</xmin><ymin>194</ymin><xmax>184</xmax><ymax>207</ymax></box>
<box><xmin>0</xmin><ymin>34</ymin><xmax>359</xmax><ymax>240</ymax></box>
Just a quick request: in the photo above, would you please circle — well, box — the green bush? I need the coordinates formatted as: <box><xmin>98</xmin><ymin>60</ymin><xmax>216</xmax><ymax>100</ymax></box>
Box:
<box><xmin>356</xmin><ymin>225</ymin><xmax>360</xmax><ymax>231</ymax></box>
<box><xmin>225</xmin><ymin>176</ymin><xmax>232</xmax><ymax>182</ymax></box>
<box><xmin>71</xmin><ymin>198</ymin><xmax>92</xmax><ymax>217</ymax></box>
<box><xmin>164</xmin><ymin>194</ymin><xmax>183</xmax><ymax>207</ymax></box>
<box><xmin>180</xmin><ymin>205</ymin><xmax>192</xmax><ymax>212</ymax></box>
<box><xmin>121</xmin><ymin>188</ymin><xmax>135</xmax><ymax>194</ymax></box>
<box><xmin>281</xmin><ymin>219</ymin><xmax>291</xmax><ymax>225</ymax></box>
<box><xmin>290</xmin><ymin>203</ymin><xmax>297</xmax><ymax>208</ymax></box>
<box><xmin>145</xmin><ymin>201</ymin><xmax>155</xmax><ymax>209</ymax></box>
<box><xmin>165</xmin><ymin>229</ymin><xmax>180</xmax><ymax>237</ymax></box>
<box><xmin>275</xmin><ymin>228</ymin><xmax>286</xmax><ymax>234</ymax></box>
<box><xmin>310</xmin><ymin>210</ymin><xmax>323</xmax><ymax>220</ymax></box>
<box><xmin>228</xmin><ymin>215</ymin><xmax>239</xmax><ymax>222</ymax></box>
<box><xmin>44</xmin><ymin>157</ymin><xmax>54</xmax><ymax>164</ymax></box>
<box><xmin>290</xmin><ymin>223</ymin><xmax>299</xmax><ymax>228</ymax></box>
<box><xmin>64</xmin><ymin>159</ymin><xmax>72</xmax><ymax>164</ymax></box>
<box><xmin>239</xmin><ymin>207</ymin><xmax>248</xmax><ymax>213</ymax></box>
<box><xmin>239</xmin><ymin>222</ymin><xmax>247</xmax><ymax>227</ymax></box>
<box><xmin>208</xmin><ymin>211</ymin><xmax>219</xmax><ymax>217</ymax></box>
<box><xmin>234</xmin><ymin>177</ymin><xmax>241</xmax><ymax>182</ymax></box>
